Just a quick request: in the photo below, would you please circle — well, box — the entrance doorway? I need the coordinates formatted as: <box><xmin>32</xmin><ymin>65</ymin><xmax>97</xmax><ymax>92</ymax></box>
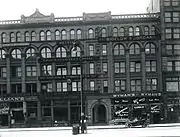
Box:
<box><xmin>93</xmin><ymin>104</ymin><xmax>106</xmax><ymax>124</ymax></box>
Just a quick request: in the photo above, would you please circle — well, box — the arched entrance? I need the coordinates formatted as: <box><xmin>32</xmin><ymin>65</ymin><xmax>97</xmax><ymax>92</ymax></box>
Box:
<box><xmin>92</xmin><ymin>104</ymin><xmax>106</xmax><ymax>124</ymax></box>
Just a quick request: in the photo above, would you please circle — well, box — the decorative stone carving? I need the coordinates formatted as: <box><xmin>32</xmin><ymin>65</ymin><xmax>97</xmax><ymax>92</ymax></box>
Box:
<box><xmin>83</xmin><ymin>11</ymin><xmax>111</xmax><ymax>21</ymax></box>
<box><xmin>21</xmin><ymin>8</ymin><xmax>54</xmax><ymax>24</ymax></box>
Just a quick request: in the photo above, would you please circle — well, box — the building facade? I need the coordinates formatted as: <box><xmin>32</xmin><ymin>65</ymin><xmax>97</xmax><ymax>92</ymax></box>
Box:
<box><xmin>0</xmin><ymin>0</ymin><xmax>178</xmax><ymax>128</ymax></box>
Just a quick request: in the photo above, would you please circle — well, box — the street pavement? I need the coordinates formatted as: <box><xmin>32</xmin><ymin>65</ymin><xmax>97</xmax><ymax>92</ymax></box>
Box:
<box><xmin>0</xmin><ymin>126</ymin><xmax>180</xmax><ymax>137</ymax></box>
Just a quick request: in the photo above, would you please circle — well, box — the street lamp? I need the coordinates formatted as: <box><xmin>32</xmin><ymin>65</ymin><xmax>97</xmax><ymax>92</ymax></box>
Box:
<box><xmin>72</xmin><ymin>40</ymin><xmax>84</xmax><ymax>119</ymax></box>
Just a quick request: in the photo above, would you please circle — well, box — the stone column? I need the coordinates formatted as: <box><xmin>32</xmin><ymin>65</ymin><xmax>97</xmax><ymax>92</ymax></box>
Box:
<box><xmin>37</xmin><ymin>101</ymin><xmax>41</xmax><ymax>121</ymax></box>
<box><xmin>51</xmin><ymin>100</ymin><xmax>54</xmax><ymax>122</ymax></box>
<box><xmin>23</xmin><ymin>101</ymin><xmax>27</xmax><ymax>114</ymax></box>
<box><xmin>108</xmin><ymin>42</ymin><xmax>113</xmax><ymax>93</ymax></box>
<box><xmin>21</xmin><ymin>53</ymin><xmax>26</xmax><ymax>93</ymax></box>
<box><xmin>52</xmin><ymin>62</ymin><xmax>56</xmax><ymax>92</ymax></box>
<box><xmin>141</xmin><ymin>49</ymin><xmax>146</xmax><ymax>92</ymax></box>
<box><xmin>68</xmin><ymin>100</ymin><xmax>71</xmax><ymax>124</ymax></box>
<box><xmin>125</xmin><ymin>49</ymin><xmax>130</xmax><ymax>92</ymax></box>
<box><xmin>6</xmin><ymin>54</ymin><xmax>11</xmax><ymax>94</ymax></box>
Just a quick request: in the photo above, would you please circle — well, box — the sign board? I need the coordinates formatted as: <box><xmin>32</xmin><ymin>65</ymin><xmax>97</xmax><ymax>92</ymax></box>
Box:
<box><xmin>0</xmin><ymin>97</ymin><xmax>24</xmax><ymax>102</ymax></box>
<box><xmin>113</xmin><ymin>92</ymin><xmax>161</xmax><ymax>98</ymax></box>
<box><xmin>151</xmin><ymin>105</ymin><xmax>160</xmax><ymax>113</ymax></box>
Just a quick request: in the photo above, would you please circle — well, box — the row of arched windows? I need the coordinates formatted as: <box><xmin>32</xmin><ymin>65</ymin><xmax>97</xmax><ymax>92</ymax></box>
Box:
<box><xmin>0</xmin><ymin>43</ymin><xmax>156</xmax><ymax>59</ymax></box>
<box><xmin>1</xmin><ymin>25</ymin><xmax>156</xmax><ymax>43</ymax></box>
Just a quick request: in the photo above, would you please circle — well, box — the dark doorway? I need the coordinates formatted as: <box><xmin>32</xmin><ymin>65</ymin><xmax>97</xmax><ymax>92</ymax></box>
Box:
<box><xmin>93</xmin><ymin>104</ymin><xmax>106</xmax><ymax>124</ymax></box>
<box><xmin>1</xmin><ymin>115</ymin><xmax>8</xmax><ymax>126</ymax></box>
<box><xmin>152</xmin><ymin>113</ymin><xmax>161</xmax><ymax>124</ymax></box>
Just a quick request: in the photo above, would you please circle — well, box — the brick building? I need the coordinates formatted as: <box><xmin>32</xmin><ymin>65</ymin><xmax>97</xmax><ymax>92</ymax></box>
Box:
<box><xmin>0</xmin><ymin>0</ymin><xmax>178</xmax><ymax>128</ymax></box>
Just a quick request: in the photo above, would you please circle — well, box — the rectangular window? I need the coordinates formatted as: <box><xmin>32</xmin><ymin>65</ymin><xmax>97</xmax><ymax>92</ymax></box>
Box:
<box><xmin>102</xmin><ymin>44</ymin><xmax>107</xmax><ymax>55</ymax></box>
<box><xmin>165</xmin><ymin>28</ymin><xmax>172</xmax><ymax>39</ymax></box>
<box><xmin>90</xmin><ymin>81</ymin><xmax>95</xmax><ymax>91</ymax></box>
<box><xmin>175</xmin><ymin>61</ymin><xmax>180</xmax><ymax>71</ymax></box>
<box><xmin>103</xmin><ymin>62</ymin><xmax>108</xmax><ymax>73</ymax></box>
<box><xmin>164</xmin><ymin>0</ymin><xmax>170</xmax><ymax>6</ymax></box>
<box><xmin>114</xmin><ymin>62</ymin><xmax>125</xmax><ymax>73</ymax></box>
<box><xmin>57</xmin><ymin>82</ymin><xmax>67</xmax><ymax>92</ymax></box>
<box><xmin>103</xmin><ymin>80</ymin><xmax>108</xmax><ymax>93</ymax></box>
<box><xmin>71</xmin><ymin>66</ymin><xmax>81</xmax><ymax>75</ymax></box>
<box><xmin>166</xmin><ymin>77</ymin><xmax>180</xmax><ymax>92</ymax></box>
<box><xmin>146</xmin><ymin>61</ymin><xmax>156</xmax><ymax>72</ymax></box>
<box><xmin>115</xmin><ymin>80</ymin><xmax>126</xmax><ymax>92</ymax></box>
<box><xmin>146</xmin><ymin>78</ymin><xmax>157</xmax><ymax>91</ymax></box>
<box><xmin>166</xmin><ymin>44</ymin><xmax>180</xmax><ymax>55</ymax></box>
<box><xmin>130</xmin><ymin>62</ymin><xmax>141</xmax><ymax>72</ymax></box>
<box><xmin>172</xmin><ymin>0</ymin><xmax>179</xmax><ymax>6</ymax></box>
<box><xmin>89</xmin><ymin>45</ymin><xmax>94</xmax><ymax>56</ymax></box>
<box><xmin>26</xmin><ymin>66</ymin><xmax>36</xmax><ymax>77</ymax></box>
<box><xmin>42</xmin><ymin>83</ymin><xmax>52</xmax><ymax>92</ymax></box>
<box><xmin>167</xmin><ymin>61</ymin><xmax>173</xmax><ymax>71</ymax></box>
<box><xmin>56</xmin><ymin>67</ymin><xmax>67</xmax><ymax>76</ymax></box>
<box><xmin>11</xmin><ymin>67</ymin><xmax>22</xmax><ymax>78</ymax></box>
<box><xmin>89</xmin><ymin>63</ymin><xmax>94</xmax><ymax>74</ymax></box>
<box><xmin>165</xmin><ymin>12</ymin><xmax>171</xmax><ymax>22</ymax></box>
<box><xmin>0</xmin><ymin>67</ymin><xmax>6</xmax><ymax>78</ymax></box>
<box><xmin>130</xmin><ymin>79</ymin><xmax>141</xmax><ymax>92</ymax></box>
<box><xmin>173</xmin><ymin>12</ymin><xmax>179</xmax><ymax>22</ymax></box>
<box><xmin>42</xmin><ymin>65</ymin><xmax>52</xmax><ymax>76</ymax></box>
<box><xmin>173</xmin><ymin>28</ymin><xmax>180</xmax><ymax>39</ymax></box>
<box><xmin>11</xmin><ymin>84</ymin><xmax>22</xmax><ymax>94</ymax></box>
<box><xmin>26</xmin><ymin>83</ymin><xmax>37</xmax><ymax>93</ymax></box>
<box><xmin>72</xmin><ymin>81</ymin><xmax>81</xmax><ymax>91</ymax></box>
<box><xmin>0</xmin><ymin>84</ymin><xmax>6</xmax><ymax>95</ymax></box>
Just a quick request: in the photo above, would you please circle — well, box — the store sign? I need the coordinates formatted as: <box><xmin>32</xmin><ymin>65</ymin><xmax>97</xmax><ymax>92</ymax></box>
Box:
<box><xmin>114</xmin><ymin>106</ymin><xmax>129</xmax><ymax>117</ymax></box>
<box><xmin>151</xmin><ymin>105</ymin><xmax>160</xmax><ymax>113</ymax></box>
<box><xmin>0</xmin><ymin>97</ymin><xmax>24</xmax><ymax>102</ymax></box>
<box><xmin>0</xmin><ymin>103</ymin><xmax>9</xmax><ymax>114</ymax></box>
<box><xmin>113</xmin><ymin>92</ymin><xmax>161</xmax><ymax>98</ymax></box>
<box><xmin>25</xmin><ymin>96</ymin><xmax>37</xmax><ymax>101</ymax></box>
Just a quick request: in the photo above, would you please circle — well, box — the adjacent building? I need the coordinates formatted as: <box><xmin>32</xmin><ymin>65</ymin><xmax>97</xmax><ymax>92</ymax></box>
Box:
<box><xmin>0</xmin><ymin>0</ymin><xmax>179</xmax><ymax>127</ymax></box>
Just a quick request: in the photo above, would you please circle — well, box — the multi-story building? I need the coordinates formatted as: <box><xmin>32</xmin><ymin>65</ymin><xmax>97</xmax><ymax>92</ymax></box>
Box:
<box><xmin>0</xmin><ymin>0</ymin><xmax>178</xmax><ymax>128</ymax></box>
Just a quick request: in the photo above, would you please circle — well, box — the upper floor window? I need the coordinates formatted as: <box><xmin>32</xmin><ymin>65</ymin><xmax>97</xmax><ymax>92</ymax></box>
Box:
<box><xmin>72</xmin><ymin>81</ymin><xmax>81</xmax><ymax>92</ymax></box>
<box><xmin>165</xmin><ymin>28</ymin><xmax>172</xmax><ymax>39</ymax></box>
<box><xmin>102</xmin><ymin>44</ymin><xmax>107</xmax><ymax>55</ymax></box>
<box><xmin>173</xmin><ymin>12</ymin><xmax>179</xmax><ymax>22</ymax></box>
<box><xmin>165</xmin><ymin>0</ymin><xmax>179</xmax><ymax>6</ymax></box>
<box><xmin>102</xmin><ymin>62</ymin><xmax>108</xmax><ymax>73</ymax></box>
<box><xmin>145</xmin><ymin>43</ymin><xmax>156</xmax><ymax>54</ymax></box>
<box><xmin>167</xmin><ymin>61</ymin><xmax>180</xmax><ymax>71</ymax></box>
<box><xmin>88</xmin><ymin>29</ymin><xmax>94</xmax><ymax>39</ymax></box>
<box><xmin>16</xmin><ymin>32</ymin><xmax>21</xmax><ymax>42</ymax></box>
<box><xmin>114</xmin><ymin>62</ymin><xmax>125</xmax><ymax>73</ymax></box>
<box><xmin>90</xmin><ymin>81</ymin><xmax>95</xmax><ymax>91</ymax></box>
<box><xmin>31</xmin><ymin>31</ymin><xmax>36</xmax><ymax>41</ymax></box>
<box><xmin>56</xmin><ymin>67</ymin><xmax>67</xmax><ymax>76</ymax></box>
<box><xmin>11</xmin><ymin>66</ymin><xmax>21</xmax><ymax>77</ymax></box>
<box><xmin>77</xmin><ymin>29</ymin><xmax>82</xmax><ymax>39</ymax></box>
<box><xmin>0</xmin><ymin>67</ymin><xmax>7</xmax><ymax>78</ymax></box>
<box><xmin>0</xmin><ymin>49</ymin><xmax>6</xmax><ymax>59</ymax></box>
<box><xmin>70</xmin><ymin>29</ymin><xmax>75</xmax><ymax>39</ymax></box>
<box><xmin>26</xmin><ymin>48</ymin><xmax>35</xmax><ymax>59</ymax></box>
<box><xmin>10</xmin><ymin>32</ymin><xmax>15</xmax><ymax>42</ymax></box>
<box><xmin>135</xmin><ymin>27</ymin><xmax>140</xmax><ymax>36</ymax></box>
<box><xmin>151</xmin><ymin>26</ymin><xmax>156</xmax><ymax>35</ymax></box>
<box><xmin>55</xmin><ymin>30</ymin><xmax>60</xmax><ymax>40</ymax></box>
<box><xmin>114</xmin><ymin>44</ymin><xmax>125</xmax><ymax>55</ymax></box>
<box><xmin>113</xmin><ymin>27</ymin><xmax>118</xmax><ymax>37</ymax></box>
<box><xmin>1</xmin><ymin>33</ymin><xmax>6</xmax><ymax>43</ymax></box>
<box><xmin>26</xmin><ymin>66</ymin><xmax>37</xmax><ymax>76</ymax></box>
<box><xmin>173</xmin><ymin>28</ymin><xmax>180</xmax><ymax>39</ymax></box>
<box><xmin>130</xmin><ymin>43</ymin><xmax>140</xmax><ymax>55</ymax></box>
<box><xmin>11</xmin><ymin>49</ymin><xmax>21</xmax><ymax>59</ymax></box>
<box><xmin>40</xmin><ymin>31</ymin><xmax>45</xmax><ymax>41</ymax></box>
<box><xmin>89</xmin><ymin>45</ymin><xmax>94</xmax><ymax>56</ymax></box>
<box><xmin>25</xmin><ymin>32</ymin><xmax>30</xmax><ymax>42</ymax></box>
<box><xmin>89</xmin><ymin>63</ymin><xmax>95</xmax><ymax>74</ymax></box>
<box><xmin>42</xmin><ymin>65</ymin><xmax>52</xmax><ymax>76</ymax></box>
<box><xmin>56</xmin><ymin>47</ymin><xmax>67</xmax><ymax>57</ymax></box>
<box><xmin>166</xmin><ymin>44</ymin><xmax>180</xmax><ymax>55</ymax></box>
<box><xmin>172</xmin><ymin>0</ymin><xmax>179</xmax><ymax>6</ymax></box>
<box><xmin>46</xmin><ymin>30</ymin><xmax>51</xmax><ymax>41</ymax></box>
<box><xmin>115</xmin><ymin>80</ymin><xmax>126</xmax><ymax>92</ymax></box>
<box><xmin>130</xmin><ymin>79</ymin><xmax>141</xmax><ymax>92</ymax></box>
<box><xmin>102</xmin><ymin>28</ymin><xmax>106</xmax><ymax>37</ymax></box>
<box><xmin>72</xmin><ymin>66</ymin><xmax>81</xmax><ymax>75</ymax></box>
<box><xmin>166</xmin><ymin>77</ymin><xmax>180</xmax><ymax>92</ymax></box>
<box><xmin>144</xmin><ymin>26</ymin><xmax>150</xmax><ymax>35</ymax></box>
<box><xmin>130</xmin><ymin>61</ymin><xmax>141</xmax><ymax>72</ymax></box>
<box><xmin>71</xmin><ymin>46</ymin><xmax>81</xmax><ymax>57</ymax></box>
<box><xmin>119</xmin><ymin>27</ymin><xmax>125</xmax><ymax>37</ymax></box>
<box><xmin>57</xmin><ymin>82</ymin><xmax>67</xmax><ymax>92</ymax></box>
<box><xmin>165</xmin><ymin>12</ymin><xmax>171</xmax><ymax>22</ymax></box>
<box><xmin>42</xmin><ymin>83</ymin><xmax>52</xmax><ymax>92</ymax></box>
<box><xmin>41</xmin><ymin>47</ymin><xmax>51</xmax><ymax>58</ymax></box>
<box><xmin>146</xmin><ymin>61</ymin><xmax>157</xmax><ymax>72</ymax></box>
<box><xmin>129</xmin><ymin>27</ymin><xmax>134</xmax><ymax>36</ymax></box>
<box><xmin>146</xmin><ymin>78</ymin><xmax>157</xmax><ymax>91</ymax></box>
<box><xmin>61</xmin><ymin>30</ymin><xmax>67</xmax><ymax>40</ymax></box>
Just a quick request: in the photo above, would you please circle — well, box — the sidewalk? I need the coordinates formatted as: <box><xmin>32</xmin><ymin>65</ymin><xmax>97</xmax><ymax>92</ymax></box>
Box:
<box><xmin>0</xmin><ymin>123</ymin><xmax>180</xmax><ymax>132</ymax></box>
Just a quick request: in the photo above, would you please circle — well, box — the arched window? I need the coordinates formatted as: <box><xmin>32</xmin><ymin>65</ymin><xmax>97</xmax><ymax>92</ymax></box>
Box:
<box><xmin>46</xmin><ymin>30</ymin><xmax>51</xmax><ymax>40</ymax></box>
<box><xmin>10</xmin><ymin>32</ymin><xmax>15</xmax><ymax>42</ymax></box>
<box><xmin>61</xmin><ymin>30</ymin><xmax>67</xmax><ymax>40</ymax></box>
<box><xmin>114</xmin><ymin>44</ymin><xmax>125</xmax><ymax>55</ymax></box>
<box><xmin>55</xmin><ymin>30</ymin><xmax>60</xmax><ymax>40</ymax></box>
<box><xmin>151</xmin><ymin>26</ymin><xmax>156</xmax><ymax>35</ymax></box>
<box><xmin>41</xmin><ymin>47</ymin><xmax>51</xmax><ymax>58</ymax></box>
<box><xmin>102</xmin><ymin>28</ymin><xmax>106</xmax><ymax>37</ymax></box>
<box><xmin>1</xmin><ymin>33</ymin><xmax>7</xmax><ymax>43</ymax></box>
<box><xmin>70</xmin><ymin>29</ymin><xmax>75</xmax><ymax>39</ymax></box>
<box><xmin>71</xmin><ymin>46</ymin><xmax>81</xmax><ymax>57</ymax></box>
<box><xmin>129</xmin><ymin>27</ymin><xmax>134</xmax><ymax>36</ymax></box>
<box><xmin>26</xmin><ymin>48</ymin><xmax>35</xmax><ymax>59</ymax></box>
<box><xmin>16</xmin><ymin>32</ymin><xmax>21</xmax><ymax>42</ymax></box>
<box><xmin>135</xmin><ymin>27</ymin><xmax>140</xmax><ymax>36</ymax></box>
<box><xmin>88</xmin><ymin>29</ymin><xmax>94</xmax><ymax>39</ymax></box>
<box><xmin>77</xmin><ymin>29</ymin><xmax>82</xmax><ymax>39</ymax></box>
<box><xmin>56</xmin><ymin>47</ymin><xmax>67</xmax><ymax>57</ymax></box>
<box><xmin>40</xmin><ymin>31</ymin><xmax>45</xmax><ymax>41</ymax></box>
<box><xmin>25</xmin><ymin>32</ymin><xmax>30</xmax><ymax>42</ymax></box>
<box><xmin>119</xmin><ymin>27</ymin><xmax>125</xmax><ymax>37</ymax></box>
<box><xmin>144</xmin><ymin>26</ymin><xmax>149</xmax><ymax>36</ymax></box>
<box><xmin>31</xmin><ymin>31</ymin><xmax>36</xmax><ymax>41</ymax></box>
<box><xmin>113</xmin><ymin>27</ymin><xmax>118</xmax><ymax>37</ymax></box>
<box><xmin>0</xmin><ymin>49</ymin><xmax>6</xmax><ymax>59</ymax></box>
<box><xmin>145</xmin><ymin>43</ymin><xmax>156</xmax><ymax>54</ymax></box>
<box><xmin>130</xmin><ymin>43</ymin><xmax>140</xmax><ymax>55</ymax></box>
<box><xmin>11</xmin><ymin>49</ymin><xmax>21</xmax><ymax>59</ymax></box>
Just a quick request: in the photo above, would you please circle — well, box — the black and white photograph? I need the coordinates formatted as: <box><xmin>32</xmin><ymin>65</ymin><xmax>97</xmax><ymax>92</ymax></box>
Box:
<box><xmin>0</xmin><ymin>0</ymin><xmax>179</xmax><ymax>136</ymax></box>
